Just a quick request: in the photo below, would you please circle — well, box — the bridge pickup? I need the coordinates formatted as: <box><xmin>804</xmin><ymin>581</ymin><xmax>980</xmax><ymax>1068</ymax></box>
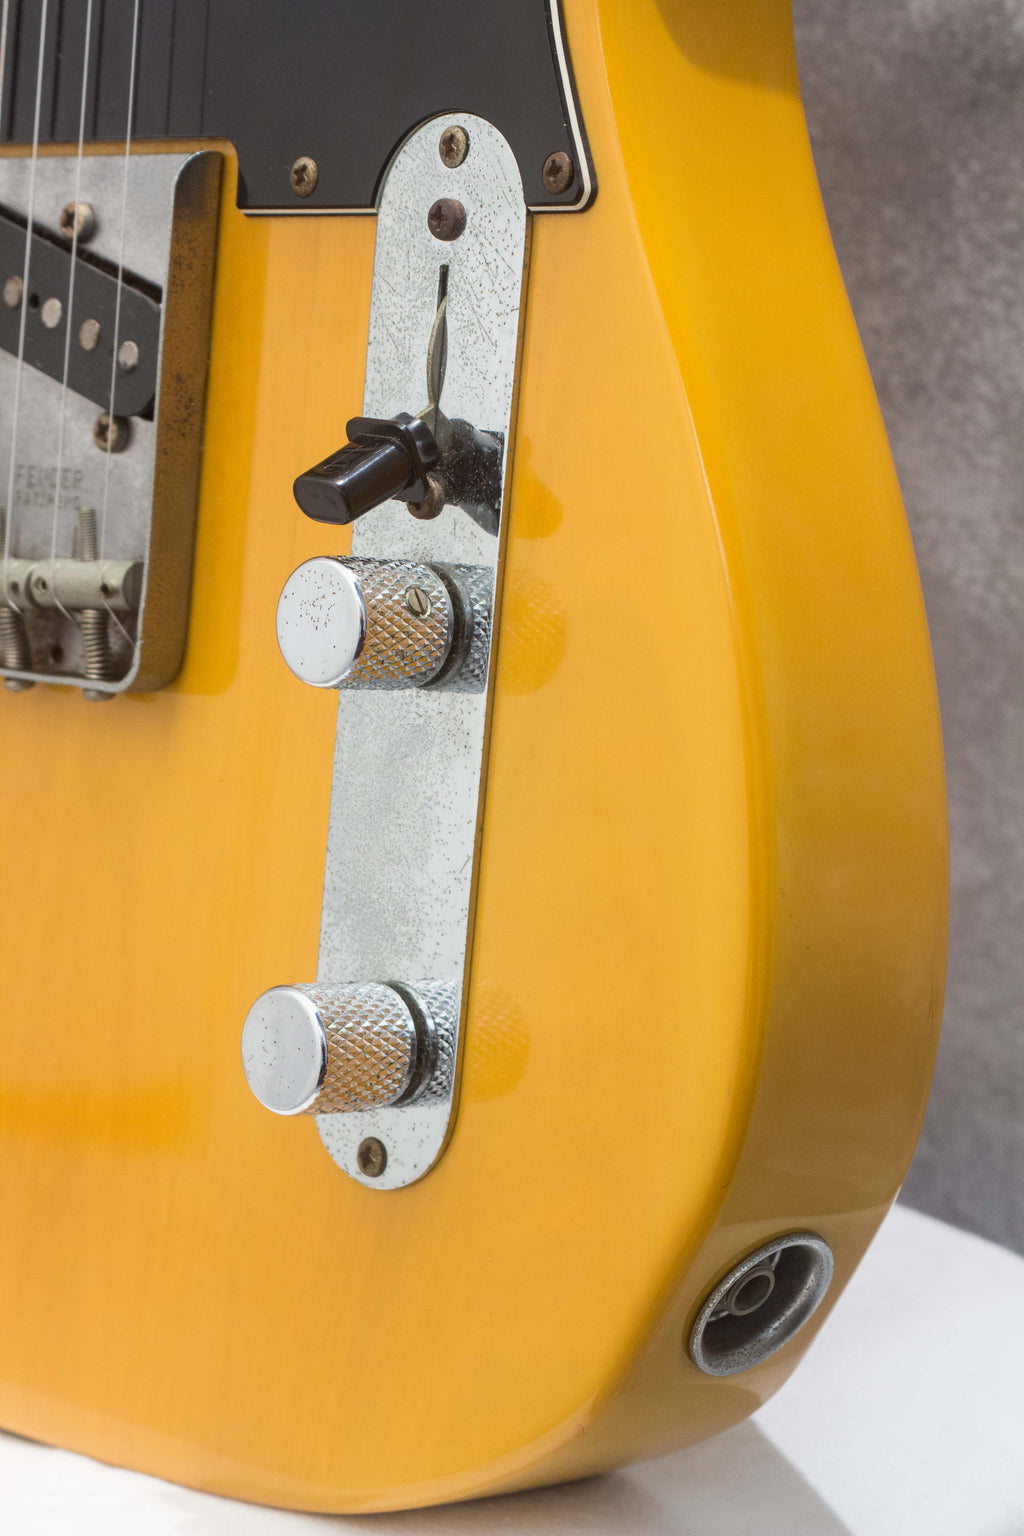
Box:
<box><xmin>0</xmin><ymin>208</ymin><xmax>161</xmax><ymax>417</ymax></box>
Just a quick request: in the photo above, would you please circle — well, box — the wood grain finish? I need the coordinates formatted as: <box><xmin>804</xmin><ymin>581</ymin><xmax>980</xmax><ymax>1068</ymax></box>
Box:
<box><xmin>0</xmin><ymin>0</ymin><xmax>946</xmax><ymax>1511</ymax></box>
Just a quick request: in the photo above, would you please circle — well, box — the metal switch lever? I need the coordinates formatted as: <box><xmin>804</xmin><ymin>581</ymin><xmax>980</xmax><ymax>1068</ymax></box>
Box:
<box><xmin>276</xmin><ymin>554</ymin><xmax>491</xmax><ymax>692</ymax></box>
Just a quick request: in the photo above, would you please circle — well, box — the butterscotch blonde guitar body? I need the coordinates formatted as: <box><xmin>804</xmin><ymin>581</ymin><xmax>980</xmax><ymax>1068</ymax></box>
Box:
<box><xmin>0</xmin><ymin>0</ymin><xmax>946</xmax><ymax>1513</ymax></box>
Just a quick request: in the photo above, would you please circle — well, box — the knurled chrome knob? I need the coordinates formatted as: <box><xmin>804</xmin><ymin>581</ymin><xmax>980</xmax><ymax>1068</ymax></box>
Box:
<box><xmin>276</xmin><ymin>555</ymin><xmax>452</xmax><ymax>690</ymax></box>
<box><xmin>276</xmin><ymin>555</ymin><xmax>492</xmax><ymax>693</ymax></box>
<box><xmin>241</xmin><ymin>981</ymin><xmax>438</xmax><ymax>1116</ymax></box>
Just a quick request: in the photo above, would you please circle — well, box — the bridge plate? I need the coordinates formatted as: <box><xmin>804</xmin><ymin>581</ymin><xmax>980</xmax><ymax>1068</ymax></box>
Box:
<box><xmin>0</xmin><ymin>150</ymin><xmax>219</xmax><ymax>696</ymax></box>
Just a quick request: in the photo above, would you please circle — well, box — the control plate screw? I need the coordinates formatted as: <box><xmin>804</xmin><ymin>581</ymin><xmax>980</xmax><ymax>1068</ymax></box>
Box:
<box><xmin>93</xmin><ymin>413</ymin><xmax>130</xmax><ymax>454</ymax></box>
<box><xmin>78</xmin><ymin>318</ymin><xmax>101</xmax><ymax>351</ymax></box>
<box><xmin>117</xmin><ymin>339</ymin><xmax>139</xmax><ymax>372</ymax></box>
<box><xmin>438</xmin><ymin>125</ymin><xmax>469</xmax><ymax>168</ymax></box>
<box><xmin>542</xmin><ymin>150</ymin><xmax>575</xmax><ymax>195</ymax></box>
<box><xmin>407</xmin><ymin>472</ymin><xmax>446</xmax><ymax>521</ymax></box>
<box><xmin>40</xmin><ymin>297</ymin><xmax>63</xmax><ymax>329</ymax></box>
<box><xmin>289</xmin><ymin>156</ymin><xmax>319</xmax><ymax>198</ymax></box>
<box><xmin>357</xmin><ymin>1137</ymin><xmax>388</xmax><ymax>1178</ymax></box>
<box><xmin>59</xmin><ymin>201</ymin><xmax>96</xmax><ymax>242</ymax></box>
<box><xmin>3</xmin><ymin>275</ymin><xmax>22</xmax><ymax>308</ymax></box>
<box><xmin>427</xmin><ymin>198</ymin><xmax>466</xmax><ymax>242</ymax></box>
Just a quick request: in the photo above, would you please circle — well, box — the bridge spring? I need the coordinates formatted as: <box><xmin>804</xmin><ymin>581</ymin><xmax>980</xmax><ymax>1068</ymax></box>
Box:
<box><xmin>0</xmin><ymin>603</ymin><xmax>31</xmax><ymax>670</ymax></box>
<box><xmin>76</xmin><ymin>508</ymin><xmax>115</xmax><ymax>696</ymax></box>
<box><xmin>0</xmin><ymin>508</ymin><xmax>34</xmax><ymax>689</ymax></box>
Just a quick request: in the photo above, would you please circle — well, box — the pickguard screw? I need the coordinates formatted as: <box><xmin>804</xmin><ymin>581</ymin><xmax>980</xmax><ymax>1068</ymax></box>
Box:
<box><xmin>117</xmin><ymin>339</ymin><xmax>139</xmax><ymax>372</ymax></box>
<box><xmin>93</xmin><ymin>413</ymin><xmax>130</xmax><ymax>454</ymax></box>
<box><xmin>438</xmin><ymin>125</ymin><xmax>469</xmax><ymax>168</ymax></box>
<box><xmin>59</xmin><ymin>201</ymin><xmax>96</xmax><ymax>242</ymax></box>
<box><xmin>290</xmin><ymin>156</ymin><xmax>319</xmax><ymax>198</ymax></box>
<box><xmin>357</xmin><ymin>1137</ymin><xmax>387</xmax><ymax>1178</ymax></box>
<box><xmin>78</xmin><ymin>318</ymin><xmax>101</xmax><ymax>351</ymax></box>
<box><xmin>407</xmin><ymin>472</ymin><xmax>446</xmax><ymax>521</ymax></box>
<box><xmin>427</xmin><ymin>198</ymin><xmax>466</xmax><ymax>242</ymax></box>
<box><xmin>404</xmin><ymin>584</ymin><xmax>432</xmax><ymax>618</ymax></box>
<box><xmin>542</xmin><ymin>150</ymin><xmax>575</xmax><ymax>195</ymax></box>
<box><xmin>41</xmin><ymin>297</ymin><xmax>63</xmax><ymax>329</ymax></box>
<box><xmin>3</xmin><ymin>275</ymin><xmax>22</xmax><ymax>308</ymax></box>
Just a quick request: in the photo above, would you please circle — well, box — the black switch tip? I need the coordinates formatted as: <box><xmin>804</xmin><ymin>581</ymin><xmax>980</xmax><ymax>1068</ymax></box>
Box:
<box><xmin>293</xmin><ymin>412</ymin><xmax>439</xmax><ymax>526</ymax></box>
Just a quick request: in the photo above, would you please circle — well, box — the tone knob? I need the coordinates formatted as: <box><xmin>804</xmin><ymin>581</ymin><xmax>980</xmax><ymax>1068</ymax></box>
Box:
<box><xmin>241</xmin><ymin>981</ymin><xmax>438</xmax><ymax>1116</ymax></box>
<box><xmin>276</xmin><ymin>555</ymin><xmax>491</xmax><ymax>692</ymax></box>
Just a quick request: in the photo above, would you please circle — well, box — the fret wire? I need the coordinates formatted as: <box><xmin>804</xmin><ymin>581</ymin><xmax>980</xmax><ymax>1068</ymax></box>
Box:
<box><xmin>0</xmin><ymin>0</ymin><xmax>12</xmax><ymax>601</ymax></box>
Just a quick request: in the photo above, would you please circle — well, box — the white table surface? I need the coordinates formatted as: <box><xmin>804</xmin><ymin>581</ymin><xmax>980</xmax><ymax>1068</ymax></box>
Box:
<box><xmin>1</xmin><ymin>1205</ymin><xmax>1022</xmax><ymax>1536</ymax></box>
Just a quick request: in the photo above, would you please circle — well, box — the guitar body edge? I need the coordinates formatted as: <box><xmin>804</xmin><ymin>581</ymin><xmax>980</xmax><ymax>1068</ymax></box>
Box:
<box><xmin>0</xmin><ymin>0</ymin><xmax>946</xmax><ymax>1512</ymax></box>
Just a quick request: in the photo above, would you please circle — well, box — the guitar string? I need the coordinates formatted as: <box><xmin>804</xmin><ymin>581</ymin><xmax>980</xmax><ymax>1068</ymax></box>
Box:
<box><xmin>2</xmin><ymin>0</ymin><xmax>49</xmax><ymax>614</ymax></box>
<box><xmin>98</xmin><ymin>0</ymin><xmax>142</xmax><ymax>648</ymax></box>
<box><xmin>0</xmin><ymin>0</ymin><xmax>12</xmax><ymax>598</ymax></box>
<box><xmin>49</xmin><ymin>0</ymin><xmax>95</xmax><ymax>618</ymax></box>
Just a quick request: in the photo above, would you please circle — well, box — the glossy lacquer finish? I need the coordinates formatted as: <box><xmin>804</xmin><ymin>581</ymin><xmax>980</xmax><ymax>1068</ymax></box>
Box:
<box><xmin>0</xmin><ymin>0</ymin><xmax>947</xmax><ymax>1512</ymax></box>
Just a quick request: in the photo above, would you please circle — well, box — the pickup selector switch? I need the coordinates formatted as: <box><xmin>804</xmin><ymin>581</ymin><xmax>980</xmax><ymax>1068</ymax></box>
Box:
<box><xmin>293</xmin><ymin>413</ymin><xmax>440</xmax><ymax>526</ymax></box>
<box><xmin>276</xmin><ymin>555</ymin><xmax>491</xmax><ymax>693</ymax></box>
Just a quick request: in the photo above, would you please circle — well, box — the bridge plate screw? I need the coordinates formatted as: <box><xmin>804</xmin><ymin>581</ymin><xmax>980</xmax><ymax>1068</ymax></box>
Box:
<box><xmin>438</xmin><ymin>125</ymin><xmax>469</xmax><ymax>168</ymax></box>
<box><xmin>117</xmin><ymin>339</ymin><xmax>139</xmax><ymax>372</ymax></box>
<box><xmin>59</xmin><ymin>201</ymin><xmax>96</xmax><ymax>242</ymax></box>
<box><xmin>93</xmin><ymin>413</ymin><xmax>129</xmax><ymax>454</ymax></box>
<box><xmin>542</xmin><ymin>150</ymin><xmax>575</xmax><ymax>195</ymax></box>
<box><xmin>41</xmin><ymin>297</ymin><xmax>63</xmax><ymax>329</ymax></box>
<box><xmin>78</xmin><ymin>318</ymin><xmax>101</xmax><ymax>351</ymax></box>
<box><xmin>3</xmin><ymin>275</ymin><xmax>22</xmax><ymax>309</ymax></box>
<box><xmin>357</xmin><ymin>1137</ymin><xmax>388</xmax><ymax>1178</ymax></box>
<box><xmin>427</xmin><ymin>198</ymin><xmax>466</xmax><ymax>242</ymax></box>
<box><xmin>289</xmin><ymin>156</ymin><xmax>319</xmax><ymax>198</ymax></box>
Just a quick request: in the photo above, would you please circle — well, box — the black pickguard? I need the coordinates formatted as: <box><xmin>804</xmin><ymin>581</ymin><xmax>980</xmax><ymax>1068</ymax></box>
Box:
<box><xmin>0</xmin><ymin>0</ymin><xmax>594</xmax><ymax>213</ymax></box>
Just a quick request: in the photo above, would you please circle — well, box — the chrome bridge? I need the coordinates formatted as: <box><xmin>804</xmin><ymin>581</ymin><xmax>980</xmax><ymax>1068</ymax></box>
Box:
<box><xmin>0</xmin><ymin>151</ymin><xmax>220</xmax><ymax>698</ymax></box>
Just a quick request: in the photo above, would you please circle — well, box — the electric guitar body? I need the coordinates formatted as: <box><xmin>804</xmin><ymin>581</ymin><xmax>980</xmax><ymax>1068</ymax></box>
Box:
<box><xmin>0</xmin><ymin>0</ymin><xmax>946</xmax><ymax>1514</ymax></box>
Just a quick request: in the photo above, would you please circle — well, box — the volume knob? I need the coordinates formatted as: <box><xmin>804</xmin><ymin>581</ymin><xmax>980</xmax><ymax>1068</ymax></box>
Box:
<box><xmin>276</xmin><ymin>555</ymin><xmax>453</xmax><ymax>690</ymax></box>
<box><xmin>241</xmin><ymin>982</ymin><xmax>432</xmax><ymax>1116</ymax></box>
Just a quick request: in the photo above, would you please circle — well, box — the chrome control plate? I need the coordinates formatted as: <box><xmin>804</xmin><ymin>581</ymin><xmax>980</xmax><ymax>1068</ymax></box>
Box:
<box><xmin>313</xmin><ymin>116</ymin><xmax>527</xmax><ymax>1187</ymax></box>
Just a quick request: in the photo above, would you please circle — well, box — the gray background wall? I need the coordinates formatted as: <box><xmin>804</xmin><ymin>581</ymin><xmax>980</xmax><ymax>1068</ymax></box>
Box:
<box><xmin>793</xmin><ymin>0</ymin><xmax>1023</xmax><ymax>1251</ymax></box>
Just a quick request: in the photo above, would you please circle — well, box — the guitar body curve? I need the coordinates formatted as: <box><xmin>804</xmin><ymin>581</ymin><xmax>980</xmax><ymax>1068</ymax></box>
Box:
<box><xmin>0</xmin><ymin>0</ymin><xmax>946</xmax><ymax>1512</ymax></box>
